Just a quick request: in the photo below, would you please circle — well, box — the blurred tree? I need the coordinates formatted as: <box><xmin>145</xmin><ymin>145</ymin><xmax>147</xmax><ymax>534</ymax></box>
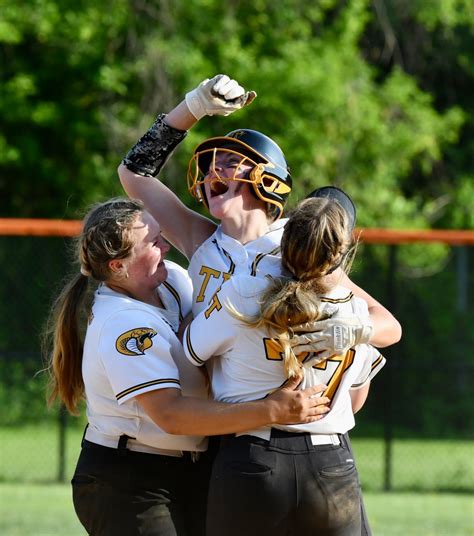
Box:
<box><xmin>0</xmin><ymin>0</ymin><xmax>472</xmax><ymax>436</ymax></box>
<box><xmin>0</xmin><ymin>0</ymin><xmax>471</xmax><ymax>230</ymax></box>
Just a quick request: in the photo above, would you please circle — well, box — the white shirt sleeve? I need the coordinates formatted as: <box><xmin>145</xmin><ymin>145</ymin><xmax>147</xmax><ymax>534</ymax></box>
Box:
<box><xmin>183</xmin><ymin>279</ymin><xmax>239</xmax><ymax>366</ymax></box>
<box><xmin>99</xmin><ymin>308</ymin><xmax>181</xmax><ymax>404</ymax></box>
<box><xmin>351</xmin><ymin>344</ymin><xmax>386</xmax><ymax>390</ymax></box>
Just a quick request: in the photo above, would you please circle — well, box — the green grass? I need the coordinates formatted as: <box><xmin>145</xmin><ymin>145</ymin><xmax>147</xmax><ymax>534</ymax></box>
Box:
<box><xmin>352</xmin><ymin>438</ymin><xmax>474</xmax><ymax>492</ymax></box>
<box><xmin>1</xmin><ymin>424</ymin><xmax>473</xmax><ymax>534</ymax></box>
<box><xmin>0</xmin><ymin>424</ymin><xmax>84</xmax><ymax>483</ymax></box>
<box><xmin>2</xmin><ymin>424</ymin><xmax>472</xmax><ymax>492</ymax></box>
<box><xmin>0</xmin><ymin>484</ymin><xmax>84</xmax><ymax>536</ymax></box>
<box><xmin>364</xmin><ymin>491</ymin><xmax>474</xmax><ymax>535</ymax></box>
<box><xmin>0</xmin><ymin>484</ymin><xmax>472</xmax><ymax>536</ymax></box>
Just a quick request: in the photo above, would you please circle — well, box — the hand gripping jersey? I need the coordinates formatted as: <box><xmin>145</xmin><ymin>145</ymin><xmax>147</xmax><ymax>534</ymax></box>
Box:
<box><xmin>183</xmin><ymin>274</ymin><xmax>385</xmax><ymax>436</ymax></box>
<box><xmin>83</xmin><ymin>260</ymin><xmax>208</xmax><ymax>453</ymax></box>
<box><xmin>188</xmin><ymin>219</ymin><xmax>286</xmax><ymax>317</ymax></box>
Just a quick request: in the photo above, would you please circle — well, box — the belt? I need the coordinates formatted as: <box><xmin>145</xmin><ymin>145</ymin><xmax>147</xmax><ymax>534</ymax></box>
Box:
<box><xmin>235</xmin><ymin>428</ymin><xmax>340</xmax><ymax>446</ymax></box>
<box><xmin>84</xmin><ymin>427</ymin><xmax>201</xmax><ymax>460</ymax></box>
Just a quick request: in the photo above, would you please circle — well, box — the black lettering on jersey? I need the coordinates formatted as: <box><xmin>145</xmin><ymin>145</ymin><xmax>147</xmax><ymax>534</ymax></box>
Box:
<box><xmin>115</xmin><ymin>327</ymin><xmax>157</xmax><ymax>356</ymax></box>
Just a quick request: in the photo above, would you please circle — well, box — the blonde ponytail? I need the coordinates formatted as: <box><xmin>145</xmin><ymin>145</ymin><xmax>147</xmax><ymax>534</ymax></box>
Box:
<box><xmin>232</xmin><ymin>197</ymin><xmax>355</xmax><ymax>378</ymax></box>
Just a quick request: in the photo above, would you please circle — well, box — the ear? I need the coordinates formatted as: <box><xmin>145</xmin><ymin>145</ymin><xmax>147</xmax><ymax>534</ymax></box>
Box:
<box><xmin>109</xmin><ymin>259</ymin><xmax>125</xmax><ymax>275</ymax></box>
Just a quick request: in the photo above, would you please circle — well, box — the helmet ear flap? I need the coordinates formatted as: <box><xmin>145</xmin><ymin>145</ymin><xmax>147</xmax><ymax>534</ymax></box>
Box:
<box><xmin>249</xmin><ymin>163</ymin><xmax>265</xmax><ymax>184</ymax></box>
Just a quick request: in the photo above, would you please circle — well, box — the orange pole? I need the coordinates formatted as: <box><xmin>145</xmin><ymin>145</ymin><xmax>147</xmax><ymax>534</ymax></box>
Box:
<box><xmin>355</xmin><ymin>228</ymin><xmax>474</xmax><ymax>245</ymax></box>
<box><xmin>0</xmin><ymin>219</ymin><xmax>473</xmax><ymax>245</ymax></box>
<box><xmin>0</xmin><ymin>219</ymin><xmax>82</xmax><ymax>237</ymax></box>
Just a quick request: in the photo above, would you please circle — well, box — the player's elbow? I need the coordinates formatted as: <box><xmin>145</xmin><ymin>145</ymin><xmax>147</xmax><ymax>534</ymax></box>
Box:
<box><xmin>372</xmin><ymin>315</ymin><xmax>402</xmax><ymax>348</ymax></box>
<box><xmin>117</xmin><ymin>163</ymin><xmax>132</xmax><ymax>188</ymax></box>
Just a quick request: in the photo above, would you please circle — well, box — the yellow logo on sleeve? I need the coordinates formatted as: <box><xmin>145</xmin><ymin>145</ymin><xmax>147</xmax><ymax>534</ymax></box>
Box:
<box><xmin>115</xmin><ymin>328</ymin><xmax>157</xmax><ymax>356</ymax></box>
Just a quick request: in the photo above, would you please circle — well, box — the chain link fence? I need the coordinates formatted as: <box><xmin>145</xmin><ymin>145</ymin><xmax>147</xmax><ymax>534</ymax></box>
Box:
<box><xmin>0</xmin><ymin>232</ymin><xmax>472</xmax><ymax>492</ymax></box>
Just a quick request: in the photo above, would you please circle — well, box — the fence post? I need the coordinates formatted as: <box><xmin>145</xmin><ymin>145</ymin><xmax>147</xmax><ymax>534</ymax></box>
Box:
<box><xmin>456</xmin><ymin>246</ymin><xmax>468</xmax><ymax>313</ymax></box>
<box><xmin>57</xmin><ymin>404</ymin><xmax>67</xmax><ymax>482</ymax></box>
<box><xmin>383</xmin><ymin>244</ymin><xmax>398</xmax><ymax>491</ymax></box>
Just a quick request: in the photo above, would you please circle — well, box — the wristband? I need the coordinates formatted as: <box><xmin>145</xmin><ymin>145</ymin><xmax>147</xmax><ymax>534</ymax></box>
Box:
<box><xmin>122</xmin><ymin>114</ymin><xmax>187</xmax><ymax>177</ymax></box>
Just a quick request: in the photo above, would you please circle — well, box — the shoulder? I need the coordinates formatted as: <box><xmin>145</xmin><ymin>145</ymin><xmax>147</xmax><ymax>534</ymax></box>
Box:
<box><xmin>224</xmin><ymin>274</ymin><xmax>267</xmax><ymax>297</ymax></box>
<box><xmin>320</xmin><ymin>285</ymin><xmax>353</xmax><ymax>304</ymax></box>
<box><xmin>92</xmin><ymin>288</ymin><xmax>167</xmax><ymax>329</ymax></box>
<box><xmin>164</xmin><ymin>260</ymin><xmax>191</xmax><ymax>287</ymax></box>
<box><xmin>218</xmin><ymin>274</ymin><xmax>268</xmax><ymax>317</ymax></box>
<box><xmin>267</xmin><ymin>218</ymin><xmax>286</xmax><ymax>238</ymax></box>
<box><xmin>189</xmin><ymin>228</ymin><xmax>219</xmax><ymax>262</ymax></box>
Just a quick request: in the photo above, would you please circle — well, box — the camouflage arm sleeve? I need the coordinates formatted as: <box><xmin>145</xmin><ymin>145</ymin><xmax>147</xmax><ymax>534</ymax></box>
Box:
<box><xmin>122</xmin><ymin>114</ymin><xmax>187</xmax><ymax>177</ymax></box>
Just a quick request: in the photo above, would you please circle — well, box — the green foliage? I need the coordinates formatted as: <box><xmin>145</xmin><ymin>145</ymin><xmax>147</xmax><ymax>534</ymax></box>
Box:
<box><xmin>0</xmin><ymin>1</ymin><xmax>472</xmax><ymax>443</ymax></box>
<box><xmin>0</xmin><ymin>358</ymin><xmax>50</xmax><ymax>426</ymax></box>
<box><xmin>0</xmin><ymin>0</ymin><xmax>471</xmax><ymax>236</ymax></box>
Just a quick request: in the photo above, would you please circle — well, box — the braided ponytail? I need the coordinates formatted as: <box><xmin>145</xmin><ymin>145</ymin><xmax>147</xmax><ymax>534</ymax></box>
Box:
<box><xmin>232</xmin><ymin>197</ymin><xmax>355</xmax><ymax>379</ymax></box>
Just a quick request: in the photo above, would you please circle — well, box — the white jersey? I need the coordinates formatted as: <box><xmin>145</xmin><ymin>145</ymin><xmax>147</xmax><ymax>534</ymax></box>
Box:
<box><xmin>188</xmin><ymin>219</ymin><xmax>286</xmax><ymax>317</ymax></box>
<box><xmin>183</xmin><ymin>274</ymin><xmax>385</xmax><ymax>436</ymax></box>
<box><xmin>83</xmin><ymin>260</ymin><xmax>208</xmax><ymax>453</ymax></box>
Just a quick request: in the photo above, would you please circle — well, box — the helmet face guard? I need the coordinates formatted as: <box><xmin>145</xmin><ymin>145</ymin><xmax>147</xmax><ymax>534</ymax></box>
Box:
<box><xmin>187</xmin><ymin>130</ymin><xmax>292</xmax><ymax>220</ymax></box>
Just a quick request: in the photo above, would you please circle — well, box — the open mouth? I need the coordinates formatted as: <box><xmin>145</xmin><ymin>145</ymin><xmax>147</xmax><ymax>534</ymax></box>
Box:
<box><xmin>210</xmin><ymin>180</ymin><xmax>230</xmax><ymax>197</ymax></box>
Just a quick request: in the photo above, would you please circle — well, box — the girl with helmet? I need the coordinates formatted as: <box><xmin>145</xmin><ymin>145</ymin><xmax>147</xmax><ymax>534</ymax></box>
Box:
<box><xmin>118</xmin><ymin>74</ymin><xmax>401</xmax><ymax>356</ymax></box>
<box><xmin>118</xmin><ymin>75</ymin><xmax>400</xmax><ymax>534</ymax></box>
<box><xmin>182</xmin><ymin>195</ymin><xmax>384</xmax><ymax>535</ymax></box>
<box><xmin>45</xmin><ymin>197</ymin><xmax>331</xmax><ymax>536</ymax></box>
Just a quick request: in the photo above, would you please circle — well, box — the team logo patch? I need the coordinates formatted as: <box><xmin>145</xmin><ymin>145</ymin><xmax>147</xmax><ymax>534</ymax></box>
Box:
<box><xmin>115</xmin><ymin>327</ymin><xmax>157</xmax><ymax>356</ymax></box>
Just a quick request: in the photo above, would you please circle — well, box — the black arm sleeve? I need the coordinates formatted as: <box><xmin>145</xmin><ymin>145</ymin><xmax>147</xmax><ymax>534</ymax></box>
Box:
<box><xmin>122</xmin><ymin>114</ymin><xmax>187</xmax><ymax>177</ymax></box>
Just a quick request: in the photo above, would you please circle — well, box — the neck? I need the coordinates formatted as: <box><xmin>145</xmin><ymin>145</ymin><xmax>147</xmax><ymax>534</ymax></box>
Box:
<box><xmin>319</xmin><ymin>270</ymin><xmax>344</xmax><ymax>291</ymax></box>
<box><xmin>221</xmin><ymin>211</ymin><xmax>270</xmax><ymax>244</ymax></box>
<box><xmin>105</xmin><ymin>281</ymin><xmax>164</xmax><ymax>308</ymax></box>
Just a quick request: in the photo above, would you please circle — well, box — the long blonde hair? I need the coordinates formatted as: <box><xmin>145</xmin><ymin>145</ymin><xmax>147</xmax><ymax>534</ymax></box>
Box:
<box><xmin>235</xmin><ymin>197</ymin><xmax>356</xmax><ymax>378</ymax></box>
<box><xmin>44</xmin><ymin>198</ymin><xmax>144</xmax><ymax>414</ymax></box>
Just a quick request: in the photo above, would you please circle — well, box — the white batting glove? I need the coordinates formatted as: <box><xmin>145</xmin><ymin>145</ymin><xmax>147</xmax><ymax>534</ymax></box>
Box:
<box><xmin>185</xmin><ymin>74</ymin><xmax>257</xmax><ymax>120</ymax></box>
<box><xmin>290</xmin><ymin>313</ymin><xmax>374</xmax><ymax>359</ymax></box>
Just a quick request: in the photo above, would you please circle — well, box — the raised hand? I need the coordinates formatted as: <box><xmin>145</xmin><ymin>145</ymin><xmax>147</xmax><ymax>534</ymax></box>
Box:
<box><xmin>185</xmin><ymin>74</ymin><xmax>257</xmax><ymax>120</ymax></box>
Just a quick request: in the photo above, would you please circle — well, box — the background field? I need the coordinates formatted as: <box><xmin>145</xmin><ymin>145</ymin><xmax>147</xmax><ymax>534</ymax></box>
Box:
<box><xmin>1</xmin><ymin>1</ymin><xmax>473</xmax><ymax>534</ymax></box>
<box><xmin>1</xmin><ymin>424</ymin><xmax>473</xmax><ymax>492</ymax></box>
<box><xmin>1</xmin><ymin>424</ymin><xmax>473</xmax><ymax>535</ymax></box>
<box><xmin>0</xmin><ymin>485</ymin><xmax>472</xmax><ymax>536</ymax></box>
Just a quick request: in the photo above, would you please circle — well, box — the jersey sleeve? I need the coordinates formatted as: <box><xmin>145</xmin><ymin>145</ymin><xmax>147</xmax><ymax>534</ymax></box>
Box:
<box><xmin>183</xmin><ymin>279</ymin><xmax>239</xmax><ymax>367</ymax></box>
<box><xmin>164</xmin><ymin>260</ymin><xmax>194</xmax><ymax>317</ymax></box>
<box><xmin>350</xmin><ymin>344</ymin><xmax>386</xmax><ymax>390</ymax></box>
<box><xmin>99</xmin><ymin>309</ymin><xmax>181</xmax><ymax>404</ymax></box>
<box><xmin>351</xmin><ymin>294</ymin><xmax>370</xmax><ymax>317</ymax></box>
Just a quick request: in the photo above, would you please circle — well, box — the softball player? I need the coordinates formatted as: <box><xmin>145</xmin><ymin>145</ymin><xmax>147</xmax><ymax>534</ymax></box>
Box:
<box><xmin>46</xmin><ymin>198</ymin><xmax>330</xmax><ymax>536</ymax></box>
<box><xmin>118</xmin><ymin>74</ymin><xmax>402</xmax><ymax>535</ymax></box>
<box><xmin>183</xmin><ymin>197</ymin><xmax>385</xmax><ymax>535</ymax></box>
<box><xmin>119</xmin><ymin>74</ymin><xmax>401</xmax><ymax>351</ymax></box>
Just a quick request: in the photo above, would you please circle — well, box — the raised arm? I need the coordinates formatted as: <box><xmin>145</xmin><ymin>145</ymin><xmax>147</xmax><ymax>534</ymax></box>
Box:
<box><xmin>118</xmin><ymin>75</ymin><xmax>256</xmax><ymax>259</ymax></box>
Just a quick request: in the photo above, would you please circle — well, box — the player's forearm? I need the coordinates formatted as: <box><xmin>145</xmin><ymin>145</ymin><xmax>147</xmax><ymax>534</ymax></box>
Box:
<box><xmin>167</xmin><ymin>397</ymin><xmax>279</xmax><ymax>436</ymax></box>
<box><xmin>164</xmin><ymin>100</ymin><xmax>199</xmax><ymax>131</ymax></box>
<box><xmin>137</xmin><ymin>382</ymin><xmax>330</xmax><ymax>436</ymax></box>
<box><xmin>367</xmin><ymin>305</ymin><xmax>402</xmax><ymax>348</ymax></box>
<box><xmin>139</xmin><ymin>391</ymin><xmax>275</xmax><ymax>436</ymax></box>
<box><xmin>350</xmin><ymin>384</ymin><xmax>370</xmax><ymax>414</ymax></box>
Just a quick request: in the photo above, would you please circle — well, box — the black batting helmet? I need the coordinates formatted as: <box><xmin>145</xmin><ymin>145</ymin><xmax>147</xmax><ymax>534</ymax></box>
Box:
<box><xmin>306</xmin><ymin>186</ymin><xmax>357</xmax><ymax>231</ymax></box>
<box><xmin>187</xmin><ymin>129</ymin><xmax>292</xmax><ymax>220</ymax></box>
